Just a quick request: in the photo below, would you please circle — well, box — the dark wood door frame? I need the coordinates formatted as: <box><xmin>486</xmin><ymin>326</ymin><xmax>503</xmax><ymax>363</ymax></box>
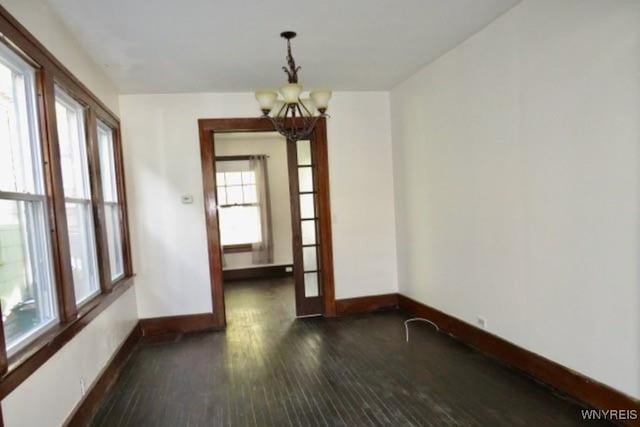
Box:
<box><xmin>198</xmin><ymin>117</ymin><xmax>337</xmax><ymax>327</ymax></box>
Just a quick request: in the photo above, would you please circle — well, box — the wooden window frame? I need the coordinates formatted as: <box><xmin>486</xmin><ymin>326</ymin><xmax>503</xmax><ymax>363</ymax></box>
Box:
<box><xmin>0</xmin><ymin>4</ymin><xmax>134</xmax><ymax>400</ymax></box>
<box><xmin>223</xmin><ymin>243</ymin><xmax>253</xmax><ymax>254</ymax></box>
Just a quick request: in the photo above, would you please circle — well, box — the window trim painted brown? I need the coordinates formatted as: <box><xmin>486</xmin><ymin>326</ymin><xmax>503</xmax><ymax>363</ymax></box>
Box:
<box><xmin>0</xmin><ymin>3</ymin><xmax>134</xmax><ymax>400</ymax></box>
<box><xmin>222</xmin><ymin>243</ymin><xmax>253</xmax><ymax>254</ymax></box>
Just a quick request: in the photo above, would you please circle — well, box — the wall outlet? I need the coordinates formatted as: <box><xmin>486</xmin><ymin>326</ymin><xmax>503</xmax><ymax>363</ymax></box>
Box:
<box><xmin>79</xmin><ymin>376</ymin><xmax>87</xmax><ymax>396</ymax></box>
<box><xmin>477</xmin><ymin>316</ymin><xmax>487</xmax><ymax>330</ymax></box>
<box><xmin>285</xmin><ymin>266</ymin><xmax>293</xmax><ymax>273</ymax></box>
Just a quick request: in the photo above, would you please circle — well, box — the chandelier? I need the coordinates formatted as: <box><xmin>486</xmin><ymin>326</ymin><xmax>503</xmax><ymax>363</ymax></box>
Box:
<box><xmin>255</xmin><ymin>32</ymin><xmax>332</xmax><ymax>141</ymax></box>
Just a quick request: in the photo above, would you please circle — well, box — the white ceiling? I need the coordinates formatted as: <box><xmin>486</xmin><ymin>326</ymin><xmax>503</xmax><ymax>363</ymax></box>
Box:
<box><xmin>46</xmin><ymin>0</ymin><xmax>520</xmax><ymax>94</ymax></box>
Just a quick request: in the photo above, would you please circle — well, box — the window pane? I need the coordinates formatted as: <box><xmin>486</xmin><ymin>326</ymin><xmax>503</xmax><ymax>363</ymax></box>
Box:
<box><xmin>297</xmin><ymin>140</ymin><xmax>312</xmax><ymax>166</ymax></box>
<box><xmin>298</xmin><ymin>167</ymin><xmax>313</xmax><ymax>192</ymax></box>
<box><xmin>301</xmin><ymin>220</ymin><xmax>316</xmax><ymax>245</ymax></box>
<box><xmin>241</xmin><ymin>171</ymin><xmax>255</xmax><ymax>184</ymax></box>
<box><xmin>65</xmin><ymin>202</ymin><xmax>99</xmax><ymax>303</ymax></box>
<box><xmin>217</xmin><ymin>187</ymin><xmax>227</xmax><ymax>205</ymax></box>
<box><xmin>0</xmin><ymin>45</ymin><xmax>41</xmax><ymax>194</ymax></box>
<box><xmin>225</xmin><ymin>172</ymin><xmax>242</xmax><ymax>186</ymax></box>
<box><xmin>0</xmin><ymin>200</ymin><xmax>57</xmax><ymax>353</ymax></box>
<box><xmin>226</xmin><ymin>186</ymin><xmax>243</xmax><ymax>205</ymax></box>
<box><xmin>97</xmin><ymin>122</ymin><xmax>118</xmax><ymax>203</ymax></box>
<box><xmin>243</xmin><ymin>184</ymin><xmax>257</xmax><ymax>204</ymax></box>
<box><xmin>56</xmin><ymin>90</ymin><xmax>90</xmax><ymax>199</ymax></box>
<box><xmin>300</xmin><ymin>194</ymin><xmax>315</xmax><ymax>219</ymax></box>
<box><xmin>105</xmin><ymin>204</ymin><xmax>124</xmax><ymax>280</ymax></box>
<box><xmin>303</xmin><ymin>246</ymin><xmax>317</xmax><ymax>271</ymax></box>
<box><xmin>219</xmin><ymin>206</ymin><xmax>261</xmax><ymax>245</ymax></box>
<box><xmin>216</xmin><ymin>172</ymin><xmax>225</xmax><ymax>186</ymax></box>
<box><xmin>304</xmin><ymin>272</ymin><xmax>319</xmax><ymax>297</ymax></box>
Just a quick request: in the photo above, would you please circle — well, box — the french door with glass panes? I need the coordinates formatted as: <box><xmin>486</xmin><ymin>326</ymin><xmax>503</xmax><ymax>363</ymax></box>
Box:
<box><xmin>288</xmin><ymin>137</ymin><xmax>324</xmax><ymax>317</ymax></box>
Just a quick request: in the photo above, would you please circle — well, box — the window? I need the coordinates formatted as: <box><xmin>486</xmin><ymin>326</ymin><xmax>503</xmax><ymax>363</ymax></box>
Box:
<box><xmin>55</xmin><ymin>87</ymin><xmax>100</xmax><ymax>305</ymax></box>
<box><xmin>0</xmin><ymin>43</ymin><xmax>58</xmax><ymax>354</ymax></box>
<box><xmin>97</xmin><ymin>121</ymin><xmax>124</xmax><ymax>281</ymax></box>
<box><xmin>216</xmin><ymin>165</ymin><xmax>261</xmax><ymax>247</ymax></box>
<box><xmin>0</xmin><ymin>8</ymin><xmax>134</xmax><ymax>396</ymax></box>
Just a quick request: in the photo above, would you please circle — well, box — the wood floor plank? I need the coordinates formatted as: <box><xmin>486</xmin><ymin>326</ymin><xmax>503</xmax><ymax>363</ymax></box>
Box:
<box><xmin>90</xmin><ymin>278</ymin><xmax>613</xmax><ymax>426</ymax></box>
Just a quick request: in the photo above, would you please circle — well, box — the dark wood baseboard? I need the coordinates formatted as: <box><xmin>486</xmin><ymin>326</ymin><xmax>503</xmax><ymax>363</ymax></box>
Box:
<box><xmin>398</xmin><ymin>294</ymin><xmax>640</xmax><ymax>426</ymax></box>
<box><xmin>63</xmin><ymin>313</ymin><xmax>220</xmax><ymax>425</ymax></box>
<box><xmin>46</xmin><ymin>296</ymin><xmax>640</xmax><ymax>427</ymax></box>
<box><xmin>64</xmin><ymin>322</ymin><xmax>142</xmax><ymax>427</ymax></box>
<box><xmin>336</xmin><ymin>293</ymin><xmax>399</xmax><ymax>315</ymax></box>
<box><xmin>139</xmin><ymin>313</ymin><xmax>220</xmax><ymax>336</ymax></box>
<box><xmin>223</xmin><ymin>264</ymin><xmax>293</xmax><ymax>282</ymax></box>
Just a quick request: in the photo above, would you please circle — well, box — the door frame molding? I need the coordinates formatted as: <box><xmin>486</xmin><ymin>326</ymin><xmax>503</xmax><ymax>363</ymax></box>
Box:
<box><xmin>198</xmin><ymin>117</ymin><xmax>337</xmax><ymax>327</ymax></box>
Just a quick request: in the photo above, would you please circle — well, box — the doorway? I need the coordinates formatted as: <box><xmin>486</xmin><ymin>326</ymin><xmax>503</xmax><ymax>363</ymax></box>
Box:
<box><xmin>198</xmin><ymin>118</ymin><xmax>336</xmax><ymax>327</ymax></box>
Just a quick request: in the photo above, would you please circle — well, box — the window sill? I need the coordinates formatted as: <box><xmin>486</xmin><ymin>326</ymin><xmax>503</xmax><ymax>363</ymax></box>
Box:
<box><xmin>0</xmin><ymin>275</ymin><xmax>135</xmax><ymax>399</ymax></box>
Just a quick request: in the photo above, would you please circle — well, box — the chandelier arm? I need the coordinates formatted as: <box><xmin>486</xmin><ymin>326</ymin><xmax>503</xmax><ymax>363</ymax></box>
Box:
<box><xmin>305</xmin><ymin>115</ymin><xmax>320</xmax><ymax>138</ymax></box>
<box><xmin>294</xmin><ymin>107</ymin><xmax>311</xmax><ymax>140</ymax></box>
<box><xmin>297</xmin><ymin>105</ymin><xmax>310</xmax><ymax>138</ymax></box>
<box><xmin>269</xmin><ymin>116</ymin><xmax>287</xmax><ymax>138</ymax></box>
<box><xmin>268</xmin><ymin>102</ymin><xmax>324</xmax><ymax>141</ymax></box>
<box><xmin>298</xmin><ymin>97</ymin><xmax>313</xmax><ymax>118</ymax></box>
<box><xmin>300</xmin><ymin>104</ymin><xmax>318</xmax><ymax>139</ymax></box>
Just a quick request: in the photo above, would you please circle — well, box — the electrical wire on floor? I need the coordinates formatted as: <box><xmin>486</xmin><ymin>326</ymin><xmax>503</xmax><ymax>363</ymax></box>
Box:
<box><xmin>404</xmin><ymin>318</ymin><xmax>439</xmax><ymax>342</ymax></box>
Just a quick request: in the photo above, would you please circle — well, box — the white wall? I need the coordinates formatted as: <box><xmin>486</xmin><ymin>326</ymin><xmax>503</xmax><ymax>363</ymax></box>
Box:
<box><xmin>391</xmin><ymin>0</ymin><xmax>640</xmax><ymax>399</ymax></box>
<box><xmin>1</xmin><ymin>0</ymin><xmax>119</xmax><ymax>114</ymax></box>
<box><xmin>0</xmin><ymin>2</ymin><xmax>138</xmax><ymax>425</ymax></box>
<box><xmin>215</xmin><ymin>132</ymin><xmax>293</xmax><ymax>269</ymax></box>
<box><xmin>120</xmin><ymin>91</ymin><xmax>398</xmax><ymax>318</ymax></box>
<box><xmin>2</xmin><ymin>288</ymin><xmax>137</xmax><ymax>427</ymax></box>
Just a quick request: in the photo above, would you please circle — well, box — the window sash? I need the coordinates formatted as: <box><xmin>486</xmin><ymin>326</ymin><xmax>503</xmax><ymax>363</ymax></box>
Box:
<box><xmin>55</xmin><ymin>88</ymin><xmax>102</xmax><ymax>305</ymax></box>
<box><xmin>0</xmin><ymin>42</ymin><xmax>45</xmax><ymax>196</ymax></box>
<box><xmin>96</xmin><ymin>121</ymin><xmax>118</xmax><ymax>203</ymax></box>
<box><xmin>96</xmin><ymin>120</ymin><xmax>125</xmax><ymax>282</ymax></box>
<box><xmin>0</xmin><ymin>44</ymin><xmax>59</xmax><ymax>356</ymax></box>
<box><xmin>218</xmin><ymin>205</ymin><xmax>262</xmax><ymax>246</ymax></box>
<box><xmin>0</xmin><ymin>196</ymin><xmax>58</xmax><ymax>356</ymax></box>
<box><xmin>216</xmin><ymin>169</ymin><xmax>262</xmax><ymax>246</ymax></box>
<box><xmin>55</xmin><ymin>88</ymin><xmax>92</xmax><ymax>201</ymax></box>
<box><xmin>216</xmin><ymin>171</ymin><xmax>257</xmax><ymax>206</ymax></box>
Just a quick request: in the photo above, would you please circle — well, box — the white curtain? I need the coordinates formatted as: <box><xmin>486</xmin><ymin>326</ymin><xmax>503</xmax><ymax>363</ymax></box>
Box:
<box><xmin>250</xmin><ymin>155</ymin><xmax>273</xmax><ymax>264</ymax></box>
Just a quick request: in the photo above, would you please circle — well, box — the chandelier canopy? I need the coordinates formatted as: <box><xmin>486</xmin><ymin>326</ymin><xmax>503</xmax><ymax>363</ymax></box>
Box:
<box><xmin>255</xmin><ymin>32</ymin><xmax>332</xmax><ymax>141</ymax></box>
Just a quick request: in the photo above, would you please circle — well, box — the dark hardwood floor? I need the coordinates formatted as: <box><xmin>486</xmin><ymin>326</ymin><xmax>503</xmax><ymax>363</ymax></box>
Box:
<box><xmin>90</xmin><ymin>278</ymin><xmax>609</xmax><ymax>426</ymax></box>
